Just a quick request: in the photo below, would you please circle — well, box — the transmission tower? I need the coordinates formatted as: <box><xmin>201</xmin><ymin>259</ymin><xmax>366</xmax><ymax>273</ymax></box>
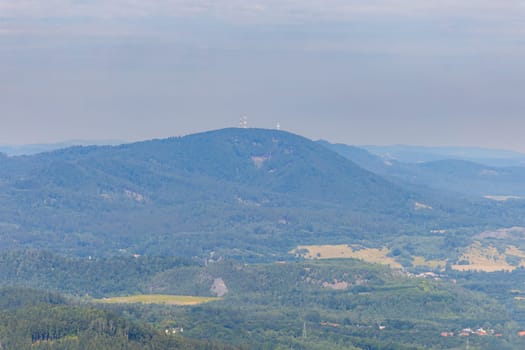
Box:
<box><xmin>239</xmin><ymin>116</ymin><xmax>248</xmax><ymax>128</ymax></box>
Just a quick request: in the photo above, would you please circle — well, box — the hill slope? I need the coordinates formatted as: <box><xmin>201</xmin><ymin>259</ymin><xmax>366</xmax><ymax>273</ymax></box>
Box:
<box><xmin>0</xmin><ymin>128</ymin><xmax>522</xmax><ymax>259</ymax></box>
<box><xmin>0</xmin><ymin>128</ymin><xmax>430</xmax><ymax>258</ymax></box>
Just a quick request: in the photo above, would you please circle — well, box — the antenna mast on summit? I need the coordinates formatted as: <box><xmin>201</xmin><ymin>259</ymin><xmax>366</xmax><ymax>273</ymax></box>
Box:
<box><xmin>240</xmin><ymin>116</ymin><xmax>248</xmax><ymax>128</ymax></box>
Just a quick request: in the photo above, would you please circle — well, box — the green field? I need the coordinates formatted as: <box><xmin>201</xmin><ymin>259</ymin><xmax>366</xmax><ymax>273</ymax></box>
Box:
<box><xmin>95</xmin><ymin>294</ymin><xmax>220</xmax><ymax>305</ymax></box>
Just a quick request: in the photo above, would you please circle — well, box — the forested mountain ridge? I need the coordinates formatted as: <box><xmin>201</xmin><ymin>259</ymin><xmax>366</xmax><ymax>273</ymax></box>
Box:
<box><xmin>0</xmin><ymin>128</ymin><xmax>412</xmax><ymax>207</ymax></box>
<box><xmin>0</xmin><ymin>128</ymin><xmax>524</xmax><ymax>262</ymax></box>
<box><xmin>0</xmin><ymin>128</ymin><xmax>438</xmax><ymax>258</ymax></box>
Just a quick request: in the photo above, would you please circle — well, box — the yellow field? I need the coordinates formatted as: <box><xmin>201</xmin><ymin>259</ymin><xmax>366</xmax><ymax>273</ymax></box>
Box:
<box><xmin>292</xmin><ymin>244</ymin><xmax>403</xmax><ymax>269</ymax></box>
<box><xmin>505</xmin><ymin>246</ymin><xmax>525</xmax><ymax>258</ymax></box>
<box><xmin>95</xmin><ymin>294</ymin><xmax>220</xmax><ymax>306</ymax></box>
<box><xmin>451</xmin><ymin>242</ymin><xmax>525</xmax><ymax>272</ymax></box>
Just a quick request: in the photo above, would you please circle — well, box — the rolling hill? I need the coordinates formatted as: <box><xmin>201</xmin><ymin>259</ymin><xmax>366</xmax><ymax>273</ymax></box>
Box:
<box><xmin>1</xmin><ymin>129</ymin><xmax>413</xmax><ymax>206</ymax></box>
<box><xmin>0</xmin><ymin>128</ymin><xmax>429</xmax><ymax>258</ymax></box>
<box><xmin>0</xmin><ymin>128</ymin><xmax>523</xmax><ymax>261</ymax></box>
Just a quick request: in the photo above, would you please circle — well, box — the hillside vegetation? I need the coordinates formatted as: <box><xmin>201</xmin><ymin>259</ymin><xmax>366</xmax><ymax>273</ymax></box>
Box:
<box><xmin>1</xmin><ymin>252</ymin><xmax>524</xmax><ymax>349</ymax></box>
<box><xmin>2</xmin><ymin>129</ymin><xmax>525</xmax><ymax>348</ymax></box>
<box><xmin>1</xmin><ymin>128</ymin><xmax>524</xmax><ymax>264</ymax></box>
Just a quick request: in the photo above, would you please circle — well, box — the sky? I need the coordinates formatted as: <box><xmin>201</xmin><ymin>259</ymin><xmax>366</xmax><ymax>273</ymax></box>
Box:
<box><xmin>1</xmin><ymin>1</ymin><xmax>525</xmax><ymax>151</ymax></box>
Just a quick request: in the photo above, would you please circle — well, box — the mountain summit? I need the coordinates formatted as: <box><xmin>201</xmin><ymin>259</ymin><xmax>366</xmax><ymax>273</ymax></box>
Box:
<box><xmin>0</xmin><ymin>128</ymin><xmax>426</xmax><ymax>257</ymax></box>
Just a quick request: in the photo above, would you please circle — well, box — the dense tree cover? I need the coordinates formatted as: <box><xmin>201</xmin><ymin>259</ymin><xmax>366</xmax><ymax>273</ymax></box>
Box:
<box><xmin>0</xmin><ymin>251</ymin><xmax>194</xmax><ymax>297</ymax></box>
<box><xmin>0</xmin><ymin>287</ymin><xmax>243</xmax><ymax>350</ymax></box>
<box><xmin>136</xmin><ymin>260</ymin><xmax>517</xmax><ymax>349</ymax></box>
<box><xmin>449</xmin><ymin>268</ymin><xmax>525</xmax><ymax>325</ymax></box>
<box><xmin>1</xmin><ymin>252</ymin><xmax>516</xmax><ymax>349</ymax></box>
<box><xmin>0</xmin><ymin>128</ymin><xmax>523</xmax><ymax>261</ymax></box>
<box><xmin>0</xmin><ymin>287</ymin><xmax>66</xmax><ymax>310</ymax></box>
<box><xmin>1</xmin><ymin>253</ymin><xmax>525</xmax><ymax>348</ymax></box>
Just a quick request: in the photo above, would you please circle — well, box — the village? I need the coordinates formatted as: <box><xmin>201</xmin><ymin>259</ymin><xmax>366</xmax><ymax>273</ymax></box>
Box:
<box><xmin>440</xmin><ymin>327</ymin><xmax>502</xmax><ymax>338</ymax></box>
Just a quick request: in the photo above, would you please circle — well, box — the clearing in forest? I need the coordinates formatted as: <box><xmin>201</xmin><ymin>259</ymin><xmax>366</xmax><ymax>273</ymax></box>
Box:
<box><xmin>451</xmin><ymin>242</ymin><xmax>525</xmax><ymax>272</ymax></box>
<box><xmin>292</xmin><ymin>244</ymin><xmax>403</xmax><ymax>269</ymax></box>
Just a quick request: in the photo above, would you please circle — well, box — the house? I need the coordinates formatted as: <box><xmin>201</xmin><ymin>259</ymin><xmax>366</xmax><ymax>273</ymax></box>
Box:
<box><xmin>475</xmin><ymin>328</ymin><xmax>487</xmax><ymax>336</ymax></box>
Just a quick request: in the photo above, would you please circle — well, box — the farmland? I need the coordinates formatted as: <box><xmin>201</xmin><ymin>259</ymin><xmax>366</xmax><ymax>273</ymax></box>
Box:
<box><xmin>451</xmin><ymin>242</ymin><xmax>525</xmax><ymax>272</ymax></box>
<box><xmin>292</xmin><ymin>244</ymin><xmax>403</xmax><ymax>268</ymax></box>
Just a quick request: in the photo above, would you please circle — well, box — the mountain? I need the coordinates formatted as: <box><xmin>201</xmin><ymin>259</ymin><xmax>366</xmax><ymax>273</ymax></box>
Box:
<box><xmin>0</xmin><ymin>128</ymin><xmax>414</xmax><ymax>208</ymax></box>
<box><xmin>3</xmin><ymin>130</ymin><xmax>525</xmax><ymax>349</ymax></box>
<box><xmin>0</xmin><ymin>140</ymin><xmax>123</xmax><ymax>156</ymax></box>
<box><xmin>319</xmin><ymin>141</ymin><xmax>525</xmax><ymax>198</ymax></box>
<box><xmin>0</xmin><ymin>128</ymin><xmax>435</xmax><ymax>258</ymax></box>
<box><xmin>316</xmin><ymin>140</ymin><xmax>395</xmax><ymax>175</ymax></box>
<box><xmin>1</xmin><ymin>128</ymin><xmax>524</xmax><ymax>261</ymax></box>
<box><xmin>361</xmin><ymin>144</ymin><xmax>525</xmax><ymax>167</ymax></box>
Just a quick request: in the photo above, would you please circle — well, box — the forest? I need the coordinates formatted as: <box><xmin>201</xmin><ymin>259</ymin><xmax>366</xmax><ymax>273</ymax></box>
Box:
<box><xmin>1</xmin><ymin>129</ymin><xmax>525</xmax><ymax>349</ymax></box>
<box><xmin>1</xmin><ymin>251</ymin><xmax>525</xmax><ymax>349</ymax></box>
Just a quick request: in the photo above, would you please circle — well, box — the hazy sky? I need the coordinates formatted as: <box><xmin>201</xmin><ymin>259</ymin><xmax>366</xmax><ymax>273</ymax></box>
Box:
<box><xmin>2</xmin><ymin>1</ymin><xmax>525</xmax><ymax>151</ymax></box>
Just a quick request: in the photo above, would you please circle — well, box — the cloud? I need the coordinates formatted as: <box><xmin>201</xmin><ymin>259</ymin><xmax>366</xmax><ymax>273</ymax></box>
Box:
<box><xmin>1</xmin><ymin>2</ymin><xmax>524</xmax><ymax>150</ymax></box>
<box><xmin>1</xmin><ymin>0</ymin><xmax>524</xmax><ymax>21</ymax></box>
<box><xmin>1</xmin><ymin>0</ymin><xmax>524</xmax><ymax>54</ymax></box>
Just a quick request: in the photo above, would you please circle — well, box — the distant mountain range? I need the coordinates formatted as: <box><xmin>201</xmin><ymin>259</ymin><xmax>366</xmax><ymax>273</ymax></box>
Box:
<box><xmin>361</xmin><ymin>144</ymin><xmax>525</xmax><ymax>167</ymax></box>
<box><xmin>319</xmin><ymin>140</ymin><xmax>525</xmax><ymax>198</ymax></box>
<box><xmin>0</xmin><ymin>140</ymin><xmax>123</xmax><ymax>156</ymax></box>
<box><xmin>3</xmin><ymin>139</ymin><xmax>525</xmax><ymax>167</ymax></box>
<box><xmin>0</xmin><ymin>128</ymin><xmax>524</xmax><ymax>261</ymax></box>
